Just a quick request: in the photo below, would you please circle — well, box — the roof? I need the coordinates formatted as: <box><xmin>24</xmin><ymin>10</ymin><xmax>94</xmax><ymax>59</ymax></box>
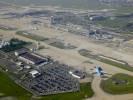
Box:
<box><xmin>30</xmin><ymin>70</ymin><xmax>39</xmax><ymax>75</ymax></box>
<box><xmin>29</xmin><ymin>70</ymin><xmax>41</xmax><ymax>78</ymax></box>
<box><xmin>69</xmin><ymin>70</ymin><xmax>86</xmax><ymax>79</ymax></box>
<box><xmin>15</xmin><ymin>48</ymin><xmax>28</xmax><ymax>55</ymax></box>
<box><xmin>20</xmin><ymin>52</ymin><xmax>46</xmax><ymax>65</ymax></box>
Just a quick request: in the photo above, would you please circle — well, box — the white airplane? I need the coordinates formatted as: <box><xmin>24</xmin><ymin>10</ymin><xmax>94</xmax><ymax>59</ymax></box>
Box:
<box><xmin>91</xmin><ymin>66</ymin><xmax>108</xmax><ymax>77</ymax></box>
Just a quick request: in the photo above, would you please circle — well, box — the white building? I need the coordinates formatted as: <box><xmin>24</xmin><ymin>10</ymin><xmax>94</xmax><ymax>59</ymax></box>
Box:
<box><xmin>69</xmin><ymin>70</ymin><xmax>86</xmax><ymax>79</ymax></box>
<box><xmin>69</xmin><ymin>71</ymin><xmax>81</xmax><ymax>79</ymax></box>
<box><xmin>29</xmin><ymin>70</ymin><xmax>41</xmax><ymax>78</ymax></box>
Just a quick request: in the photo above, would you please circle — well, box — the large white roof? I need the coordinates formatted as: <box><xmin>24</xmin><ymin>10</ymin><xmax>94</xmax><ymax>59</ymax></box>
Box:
<box><xmin>29</xmin><ymin>70</ymin><xmax>39</xmax><ymax>75</ymax></box>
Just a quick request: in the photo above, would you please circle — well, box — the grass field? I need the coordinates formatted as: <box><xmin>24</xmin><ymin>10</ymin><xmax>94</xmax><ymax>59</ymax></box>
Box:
<box><xmin>78</xmin><ymin>49</ymin><xmax>96</xmax><ymax>59</ymax></box>
<box><xmin>0</xmin><ymin>27</ymin><xmax>16</xmax><ymax>31</ymax></box>
<box><xmin>100</xmin><ymin>73</ymin><xmax>133</xmax><ymax>94</ymax></box>
<box><xmin>0</xmin><ymin>70</ymin><xmax>94</xmax><ymax>100</ymax></box>
<box><xmin>49</xmin><ymin>41</ymin><xmax>77</xmax><ymax>49</ymax></box>
<box><xmin>93</xmin><ymin>16</ymin><xmax>133</xmax><ymax>34</ymax></box>
<box><xmin>94</xmin><ymin>17</ymin><xmax>129</xmax><ymax>29</ymax></box>
<box><xmin>115</xmin><ymin>6</ymin><xmax>133</xmax><ymax>14</ymax></box>
<box><xmin>0</xmin><ymin>71</ymin><xmax>31</xmax><ymax>100</ymax></box>
<box><xmin>91</xmin><ymin>6</ymin><xmax>133</xmax><ymax>34</ymax></box>
<box><xmin>99</xmin><ymin>58</ymin><xmax>133</xmax><ymax>72</ymax></box>
<box><xmin>16</xmin><ymin>31</ymin><xmax>49</xmax><ymax>41</ymax></box>
<box><xmin>40</xmin><ymin>83</ymin><xmax>94</xmax><ymax>100</ymax></box>
<box><xmin>78</xmin><ymin>49</ymin><xmax>133</xmax><ymax>72</ymax></box>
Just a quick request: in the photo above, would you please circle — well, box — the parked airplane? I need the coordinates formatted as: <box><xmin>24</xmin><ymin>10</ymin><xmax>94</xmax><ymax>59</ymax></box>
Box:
<box><xmin>91</xmin><ymin>66</ymin><xmax>108</xmax><ymax>77</ymax></box>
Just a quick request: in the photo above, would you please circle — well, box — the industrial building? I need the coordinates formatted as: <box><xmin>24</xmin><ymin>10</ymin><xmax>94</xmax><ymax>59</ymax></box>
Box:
<box><xmin>29</xmin><ymin>70</ymin><xmax>41</xmax><ymax>78</ymax></box>
<box><xmin>89</xmin><ymin>15</ymin><xmax>106</xmax><ymax>21</ymax></box>
<box><xmin>15</xmin><ymin>49</ymin><xmax>48</xmax><ymax>65</ymax></box>
<box><xmin>69</xmin><ymin>70</ymin><xmax>86</xmax><ymax>79</ymax></box>
<box><xmin>14</xmin><ymin>48</ymin><xmax>28</xmax><ymax>56</ymax></box>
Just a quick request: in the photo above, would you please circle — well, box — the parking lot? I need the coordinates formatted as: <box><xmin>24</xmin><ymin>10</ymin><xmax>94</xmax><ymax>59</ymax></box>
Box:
<box><xmin>22</xmin><ymin>61</ymin><xmax>79</xmax><ymax>95</ymax></box>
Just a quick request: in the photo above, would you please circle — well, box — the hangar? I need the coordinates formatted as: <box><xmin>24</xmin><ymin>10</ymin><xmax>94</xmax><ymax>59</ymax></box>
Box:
<box><xmin>15</xmin><ymin>49</ymin><xmax>48</xmax><ymax>65</ymax></box>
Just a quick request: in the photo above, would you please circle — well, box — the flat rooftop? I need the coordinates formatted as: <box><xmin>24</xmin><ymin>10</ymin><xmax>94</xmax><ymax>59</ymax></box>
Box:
<box><xmin>20</xmin><ymin>52</ymin><xmax>46</xmax><ymax>65</ymax></box>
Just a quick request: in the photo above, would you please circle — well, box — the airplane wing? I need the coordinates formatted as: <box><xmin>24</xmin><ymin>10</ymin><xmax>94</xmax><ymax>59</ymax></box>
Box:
<box><xmin>101</xmin><ymin>71</ymin><xmax>108</xmax><ymax>74</ymax></box>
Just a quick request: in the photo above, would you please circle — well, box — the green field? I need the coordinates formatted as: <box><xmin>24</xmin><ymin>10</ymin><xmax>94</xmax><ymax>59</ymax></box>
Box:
<box><xmin>0</xmin><ymin>71</ymin><xmax>31</xmax><ymax>100</ymax></box>
<box><xmin>0</xmin><ymin>70</ymin><xmax>94</xmax><ymax>100</ymax></box>
<box><xmin>93</xmin><ymin>16</ymin><xmax>133</xmax><ymax>34</ymax></box>
<box><xmin>99</xmin><ymin>58</ymin><xmax>133</xmax><ymax>72</ymax></box>
<box><xmin>115</xmin><ymin>6</ymin><xmax>133</xmax><ymax>14</ymax></box>
<box><xmin>78</xmin><ymin>49</ymin><xmax>96</xmax><ymax>59</ymax></box>
<box><xmin>40</xmin><ymin>83</ymin><xmax>94</xmax><ymax>100</ymax></box>
<box><xmin>78</xmin><ymin>49</ymin><xmax>133</xmax><ymax>72</ymax></box>
<box><xmin>0</xmin><ymin>27</ymin><xmax>16</xmax><ymax>31</ymax></box>
<box><xmin>101</xmin><ymin>73</ymin><xmax>133</xmax><ymax>94</ymax></box>
<box><xmin>94</xmin><ymin>17</ymin><xmax>128</xmax><ymax>29</ymax></box>
<box><xmin>16</xmin><ymin>31</ymin><xmax>49</xmax><ymax>41</ymax></box>
<box><xmin>49</xmin><ymin>41</ymin><xmax>77</xmax><ymax>49</ymax></box>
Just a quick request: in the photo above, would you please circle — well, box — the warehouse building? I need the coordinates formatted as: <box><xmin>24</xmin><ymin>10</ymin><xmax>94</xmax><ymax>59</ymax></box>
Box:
<box><xmin>29</xmin><ymin>70</ymin><xmax>41</xmax><ymax>78</ymax></box>
<box><xmin>69</xmin><ymin>70</ymin><xmax>86</xmax><ymax>79</ymax></box>
<box><xmin>15</xmin><ymin>49</ymin><xmax>48</xmax><ymax>65</ymax></box>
